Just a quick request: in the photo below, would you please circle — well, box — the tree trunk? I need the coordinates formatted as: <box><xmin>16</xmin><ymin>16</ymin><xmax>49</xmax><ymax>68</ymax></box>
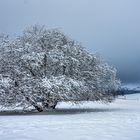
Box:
<box><xmin>51</xmin><ymin>100</ymin><xmax>58</xmax><ymax>109</ymax></box>
<box><xmin>42</xmin><ymin>100</ymin><xmax>58</xmax><ymax>110</ymax></box>
<box><xmin>33</xmin><ymin>105</ymin><xmax>43</xmax><ymax>112</ymax></box>
<box><xmin>51</xmin><ymin>104</ymin><xmax>57</xmax><ymax>109</ymax></box>
<box><xmin>25</xmin><ymin>97</ymin><xmax>43</xmax><ymax>112</ymax></box>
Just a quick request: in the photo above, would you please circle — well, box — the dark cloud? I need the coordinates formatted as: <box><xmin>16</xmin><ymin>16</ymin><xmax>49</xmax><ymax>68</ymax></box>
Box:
<box><xmin>0</xmin><ymin>0</ymin><xmax>140</xmax><ymax>83</ymax></box>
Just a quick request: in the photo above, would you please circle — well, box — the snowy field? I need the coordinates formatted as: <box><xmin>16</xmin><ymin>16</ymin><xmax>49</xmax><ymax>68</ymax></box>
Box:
<box><xmin>0</xmin><ymin>93</ymin><xmax>140</xmax><ymax>140</ymax></box>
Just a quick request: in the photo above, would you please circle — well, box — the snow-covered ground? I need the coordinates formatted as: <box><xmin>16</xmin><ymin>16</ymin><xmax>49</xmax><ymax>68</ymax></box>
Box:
<box><xmin>0</xmin><ymin>94</ymin><xmax>140</xmax><ymax>140</ymax></box>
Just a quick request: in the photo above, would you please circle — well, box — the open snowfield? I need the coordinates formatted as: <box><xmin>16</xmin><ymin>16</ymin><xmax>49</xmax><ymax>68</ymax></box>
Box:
<box><xmin>0</xmin><ymin>93</ymin><xmax>140</xmax><ymax>140</ymax></box>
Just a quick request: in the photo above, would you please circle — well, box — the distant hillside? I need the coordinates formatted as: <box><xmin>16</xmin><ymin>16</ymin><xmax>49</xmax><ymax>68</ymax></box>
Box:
<box><xmin>117</xmin><ymin>86</ymin><xmax>140</xmax><ymax>95</ymax></box>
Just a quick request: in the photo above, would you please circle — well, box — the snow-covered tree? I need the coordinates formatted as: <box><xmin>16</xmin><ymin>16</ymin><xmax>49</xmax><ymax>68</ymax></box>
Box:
<box><xmin>0</xmin><ymin>25</ymin><xmax>120</xmax><ymax>112</ymax></box>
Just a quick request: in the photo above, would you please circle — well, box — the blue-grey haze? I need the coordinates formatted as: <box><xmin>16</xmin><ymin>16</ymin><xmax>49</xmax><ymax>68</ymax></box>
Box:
<box><xmin>0</xmin><ymin>0</ymin><xmax>140</xmax><ymax>83</ymax></box>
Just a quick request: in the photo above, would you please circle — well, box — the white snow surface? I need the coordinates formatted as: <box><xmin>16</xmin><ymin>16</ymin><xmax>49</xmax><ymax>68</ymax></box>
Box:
<box><xmin>0</xmin><ymin>93</ymin><xmax>140</xmax><ymax>140</ymax></box>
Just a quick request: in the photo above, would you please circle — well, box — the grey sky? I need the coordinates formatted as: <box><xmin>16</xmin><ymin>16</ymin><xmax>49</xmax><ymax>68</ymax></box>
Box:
<box><xmin>0</xmin><ymin>0</ymin><xmax>140</xmax><ymax>83</ymax></box>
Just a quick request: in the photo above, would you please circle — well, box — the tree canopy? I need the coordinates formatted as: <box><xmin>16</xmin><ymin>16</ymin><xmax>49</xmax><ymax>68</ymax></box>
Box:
<box><xmin>0</xmin><ymin>25</ymin><xmax>120</xmax><ymax>112</ymax></box>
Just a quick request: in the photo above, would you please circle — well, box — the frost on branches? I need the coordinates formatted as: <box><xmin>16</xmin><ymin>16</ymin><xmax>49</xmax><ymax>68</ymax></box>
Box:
<box><xmin>0</xmin><ymin>25</ymin><xmax>120</xmax><ymax>112</ymax></box>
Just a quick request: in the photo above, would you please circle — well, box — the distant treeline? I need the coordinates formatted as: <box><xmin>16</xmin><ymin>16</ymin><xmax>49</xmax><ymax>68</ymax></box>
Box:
<box><xmin>117</xmin><ymin>88</ymin><xmax>140</xmax><ymax>95</ymax></box>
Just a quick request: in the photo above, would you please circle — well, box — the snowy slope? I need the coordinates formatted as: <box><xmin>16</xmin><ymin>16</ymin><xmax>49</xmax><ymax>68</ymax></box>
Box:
<box><xmin>121</xmin><ymin>83</ymin><xmax>140</xmax><ymax>90</ymax></box>
<box><xmin>0</xmin><ymin>93</ymin><xmax>140</xmax><ymax>140</ymax></box>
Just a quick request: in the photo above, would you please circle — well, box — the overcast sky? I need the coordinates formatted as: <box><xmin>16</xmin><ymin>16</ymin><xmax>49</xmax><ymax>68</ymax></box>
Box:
<box><xmin>0</xmin><ymin>0</ymin><xmax>140</xmax><ymax>83</ymax></box>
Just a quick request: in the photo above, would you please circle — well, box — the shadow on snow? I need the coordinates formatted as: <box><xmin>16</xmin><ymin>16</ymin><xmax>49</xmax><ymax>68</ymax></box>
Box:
<box><xmin>0</xmin><ymin>108</ymin><xmax>122</xmax><ymax>116</ymax></box>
